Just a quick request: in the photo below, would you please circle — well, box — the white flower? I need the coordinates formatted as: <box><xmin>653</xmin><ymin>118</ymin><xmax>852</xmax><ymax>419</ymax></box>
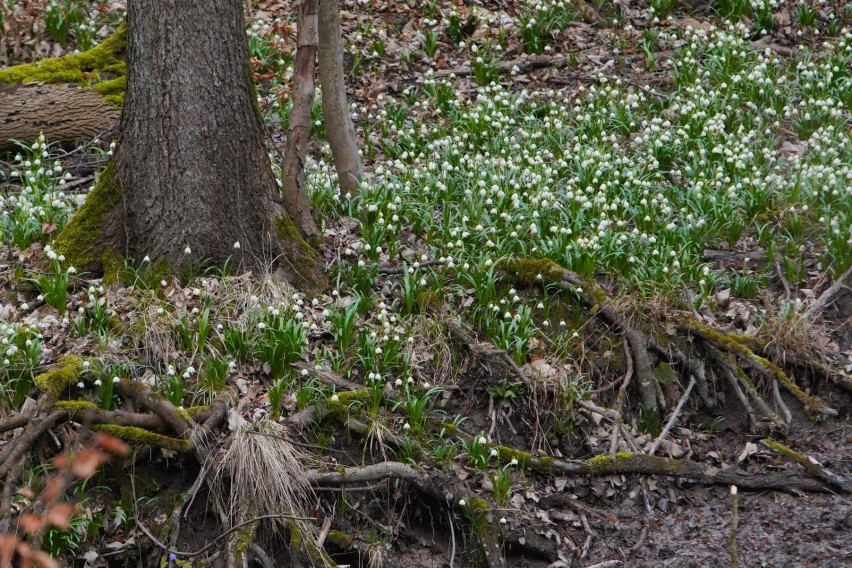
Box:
<box><xmin>184</xmin><ymin>246</ymin><xmax>192</xmax><ymax>254</ymax></box>
<box><xmin>142</xmin><ymin>255</ymin><xmax>150</xmax><ymax>263</ymax></box>
<box><xmin>458</xmin><ymin>499</ymin><xmax>466</xmax><ymax>507</ymax></box>
<box><xmin>331</xmin><ymin>394</ymin><xmax>339</xmax><ymax>402</ymax></box>
<box><xmin>76</xmin><ymin>382</ymin><xmax>84</xmax><ymax>389</ymax></box>
<box><xmin>94</xmin><ymin>379</ymin><xmax>102</xmax><ymax>386</ymax></box>
<box><xmin>510</xmin><ymin>458</ymin><xmax>518</xmax><ymax>466</ymax></box>
<box><xmin>257</xmin><ymin>322</ymin><xmax>266</xmax><ymax>330</ymax></box>
<box><xmin>499</xmin><ymin>517</ymin><xmax>507</xmax><ymax>524</ymax></box>
<box><xmin>489</xmin><ymin>449</ymin><xmax>498</xmax><ymax>458</ymax></box>
<box><xmin>112</xmin><ymin>376</ymin><xmax>120</xmax><ymax>383</ymax></box>
<box><xmin>478</xmin><ymin>436</ymin><xmax>487</xmax><ymax>445</ymax></box>
<box><xmin>301</xmin><ymin>368</ymin><xmax>309</xmax><ymax>376</ymax></box>
<box><xmin>233</xmin><ymin>241</ymin><xmax>241</xmax><ymax>249</ymax></box>
<box><xmin>403</xmin><ymin>422</ymin><xmax>411</xmax><ymax>430</ymax></box>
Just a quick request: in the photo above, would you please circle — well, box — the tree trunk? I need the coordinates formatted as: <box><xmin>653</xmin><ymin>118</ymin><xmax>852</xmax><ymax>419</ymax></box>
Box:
<box><xmin>55</xmin><ymin>0</ymin><xmax>324</xmax><ymax>289</ymax></box>
<box><xmin>318</xmin><ymin>0</ymin><xmax>363</xmax><ymax>196</ymax></box>
<box><xmin>281</xmin><ymin>0</ymin><xmax>322</xmax><ymax>244</ymax></box>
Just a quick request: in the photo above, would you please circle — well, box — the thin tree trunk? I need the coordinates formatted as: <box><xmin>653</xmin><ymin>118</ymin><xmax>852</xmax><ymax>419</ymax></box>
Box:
<box><xmin>318</xmin><ymin>0</ymin><xmax>363</xmax><ymax>196</ymax></box>
<box><xmin>281</xmin><ymin>0</ymin><xmax>322</xmax><ymax>244</ymax></box>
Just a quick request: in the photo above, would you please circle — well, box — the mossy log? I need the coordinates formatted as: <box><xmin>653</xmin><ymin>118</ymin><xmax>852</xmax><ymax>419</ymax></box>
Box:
<box><xmin>0</xmin><ymin>24</ymin><xmax>126</xmax><ymax>151</ymax></box>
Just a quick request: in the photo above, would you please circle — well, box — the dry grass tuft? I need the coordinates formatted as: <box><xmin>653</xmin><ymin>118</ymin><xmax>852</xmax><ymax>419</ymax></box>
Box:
<box><xmin>408</xmin><ymin>314</ymin><xmax>455</xmax><ymax>386</ymax></box>
<box><xmin>219</xmin><ymin>420</ymin><xmax>315</xmax><ymax>527</ymax></box>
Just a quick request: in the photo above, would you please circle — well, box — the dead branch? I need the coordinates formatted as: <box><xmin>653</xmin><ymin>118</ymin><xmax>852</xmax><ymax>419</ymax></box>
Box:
<box><xmin>0</xmin><ymin>413</ymin><xmax>30</xmax><ymax>434</ymax></box>
<box><xmin>762</xmin><ymin>439</ymin><xmax>852</xmax><ymax>493</ymax></box>
<box><xmin>707</xmin><ymin>344</ymin><xmax>786</xmax><ymax>429</ymax></box>
<box><xmin>649</xmin><ymin>375</ymin><xmax>696</xmax><ymax>455</ymax></box>
<box><xmin>804</xmin><ymin>264</ymin><xmax>852</xmax><ymax>319</ymax></box>
<box><xmin>309</xmin><ymin>461</ymin><xmax>420</xmax><ymax>485</ymax></box>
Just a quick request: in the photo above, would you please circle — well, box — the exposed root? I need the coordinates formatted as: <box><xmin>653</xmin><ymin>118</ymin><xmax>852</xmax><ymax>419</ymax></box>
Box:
<box><xmin>676</xmin><ymin>317</ymin><xmax>837</xmax><ymax>416</ymax></box>
<box><xmin>706</xmin><ymin>345</ymin><xmax>786</xmax><ymax>430</ymax></box>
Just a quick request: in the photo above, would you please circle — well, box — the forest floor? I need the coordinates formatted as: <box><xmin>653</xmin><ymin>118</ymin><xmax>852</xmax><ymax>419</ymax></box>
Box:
<box><xmin>1</xmin><ymin>1</ymin><xmax>852</xmax><ymax>567</ymax></box>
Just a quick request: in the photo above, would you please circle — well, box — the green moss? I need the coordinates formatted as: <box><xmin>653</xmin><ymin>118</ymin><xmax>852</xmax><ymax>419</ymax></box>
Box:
<box><xmin>581</xmin><ymin>452</ymin><xmax>683</xmax><ymax>476</ymax></box>
<box><xmin>653</xmin><ymin>361</ymin><xmax>677</xmax><ymax>385</ymax></box>
<box><xmin>91</xmin><ymin>424</ymin><xmax>191</xmax><ymax>452</ymax></box>
<box><xmin>0</xmin><ymin>23</ymin><xmax>126</xmax><ymax>99</ymax></box>
<box><xmin>100</xmin><ymin>249</ymin><xmax>125</xmax><ymax>286</ymax></box>
<box><xmin>53</xmin><ymin>400</ymin><xmax>98</xmax><ymax>413</ymax></box>
<box><xmin>35</xmin><ymin>355</ymin><xmax>83</xmax><ymax>399</ymax></box>
<box><xmin>275</xmin><ymin>214</ymin><xmax>324</xmax><ymax>289</ymax></box>
<box><xmin>326</xmin><ymin>530</ymin><xmax>354</xmax><ymax>548</ymax></box>
<box><xmin>763</xmin><ymin>439</ymin><xmax>806</xmax><ymax>463</ymax></box>
<box><xmin>54</xmin><ymin>161</ymin><xmax>121</xmax><ymax>271</ymax></box>
<box><xmin>92</xmin><ymin>76</ymin><xmax>126</xmax><ymax>106</ymax></box>
<box><xmin>504</xmin><ymin>258</ymin><xmax>565</xmax><ymax>288</ymax></box>
<box><xmin>183</xmin><ymin>405</ymin><xmax>209</xmax><ymax>419</ymax></box>
<box><xmin>286</xmin><ymin>520</ymin><xmax>335</xmax><ymax>568</ymax></box>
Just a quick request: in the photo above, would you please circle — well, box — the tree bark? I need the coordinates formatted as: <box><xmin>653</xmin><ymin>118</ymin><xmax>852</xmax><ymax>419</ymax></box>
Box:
<box><xmin>0</xmin><ymin>83</ymin><xmax>119</xmax><ymax>151</ymax></box>
<box><xmin>0</xmin><ymin>25</ymin><xmax>126</xmax><ymax>151</ymax></box>
<box><xmin>281</xmin><ymin>0</ymin><xmax>322</xmax><ymax>243</ymax></box>
<box><xmin>55</xmin><ymin>0</ymin><xmax>323</xmax><ymax>288</ymax></box>
<box><xmin>318</xmin><ymin>0</ymin><xmax>363</xmax><ymax>196</ymax></box>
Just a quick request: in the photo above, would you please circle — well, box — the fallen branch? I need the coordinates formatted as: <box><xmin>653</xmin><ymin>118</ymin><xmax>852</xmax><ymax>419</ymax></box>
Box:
<box><xmin>762</xmin><ymin>439</ymin><xmax>852</xmax><ymax>493</ymax></box>
<box><xmin>309</xmin><ymin>461</ymin><xmax>421</xmax><ymax>485</ymax></box>
<box><xmin>648</xmin><ymin>375</ymin><xmax>696</xmax><ymax>456</ymax></box>
<box><xmin>804</xmin><ymin>264</ymin><xmax>852</xmax><ymax>319</ymax></box>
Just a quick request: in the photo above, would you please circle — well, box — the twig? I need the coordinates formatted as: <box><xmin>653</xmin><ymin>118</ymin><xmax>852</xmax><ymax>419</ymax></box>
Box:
<box><xmin>648</xmin><ymin>376</ymin><xmax>696</xmax><ymax>456</ymax></box>
<box><xmin>136</xmin><ymin>513</ymin><xmax>316</xmax><ymax>558</ymax></box>
<box><xmin>728</xmin><ymin>486</ymin><xmax>739</xmax><ymax>568</ymax></box>
<box><xmin>772</xmin><ymin>378</ymin><xmax>792</xmax><ymax>425</ymax></box>
<box><xmin>775</xmin><ymin>261</ymin><xmax>792</xmax><ymax>301</ymax></box>
<box><xmin>447</xmin><ymin>509</ymin><xmax>456</xmax><ymax>568</ymax></box>
<box><xmin>804</xmin><ymin>264</ymin><xmax>852</xmax><ymax>319</ymax></box>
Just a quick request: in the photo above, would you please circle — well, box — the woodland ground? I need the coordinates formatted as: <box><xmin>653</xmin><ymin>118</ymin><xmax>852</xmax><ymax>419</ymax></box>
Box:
<box><xmin>1</xmin><ymin>1</ymin><xmax>851</xmax><ymax>567</ymax></box>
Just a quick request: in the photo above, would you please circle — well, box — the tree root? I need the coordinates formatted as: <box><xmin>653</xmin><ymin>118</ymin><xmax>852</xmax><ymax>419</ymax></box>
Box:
<box><xmin>675</xmin><ymin>317</ymin><xmax>837</xmax><ymax>416</ymax></box>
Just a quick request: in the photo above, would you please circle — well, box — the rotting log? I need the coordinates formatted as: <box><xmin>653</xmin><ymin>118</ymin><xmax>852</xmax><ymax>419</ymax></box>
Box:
<box><xmin>0</xmin><ymin>83</ymin><xmax>120</xmax><ymax>151</ymax></box>
<box><xmin>0</xmin><ymin>23</ymin><xmax>126</xmax><ymax>151</ymax></box>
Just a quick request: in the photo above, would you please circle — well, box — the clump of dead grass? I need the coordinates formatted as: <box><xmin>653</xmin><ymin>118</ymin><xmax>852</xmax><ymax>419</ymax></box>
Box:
<box><xmin>219</xmin><ymin>419</ymin><xmax>315</xmax><ymax>526</ymax></box>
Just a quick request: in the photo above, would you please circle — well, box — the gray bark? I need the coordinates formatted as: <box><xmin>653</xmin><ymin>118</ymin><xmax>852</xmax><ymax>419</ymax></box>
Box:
<box><xmin>110</xmin><ymin>0</ymin><xmax>321</xmax><ymax>287</ymax></box>
<box><xmin>281</xmin><ymin>0</ymin><xmax>322</xmax><ymax>242</ymax></box>
<box><xmin>318</xmin><ymin>0</ymin><xmax>363</xmax><ymax>195</ymax></box>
